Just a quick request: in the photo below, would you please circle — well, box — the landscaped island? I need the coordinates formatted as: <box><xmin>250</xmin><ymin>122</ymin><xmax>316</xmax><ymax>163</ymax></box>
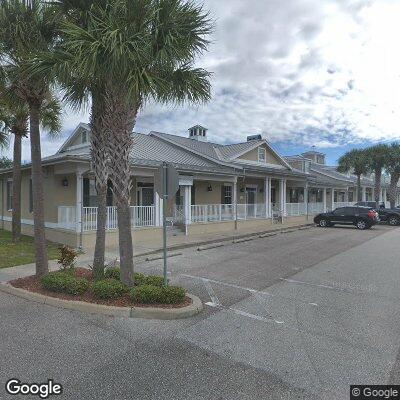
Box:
<box><xmin>10</xmin><ymin>267</ymin><xmax>190</xmax><ymax>309</ymax></box>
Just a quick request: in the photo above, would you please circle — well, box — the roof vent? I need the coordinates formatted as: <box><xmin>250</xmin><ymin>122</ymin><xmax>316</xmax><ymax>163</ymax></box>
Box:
<box><xmin>188</xmin><ymin>125</ymin><xmax>207</xmax><ymax>142</ymax></box>
<box><xmin>247</xmin><ymin>134</ymin><xmax>262</xmax><ymax>142</ymax></box>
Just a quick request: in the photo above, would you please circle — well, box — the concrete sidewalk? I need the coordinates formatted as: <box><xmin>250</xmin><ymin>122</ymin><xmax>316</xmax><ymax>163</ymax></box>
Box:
<box><xmin>0</xmin><ymin>219</ymin><xmax>314</xmax><ymax>282</ymax></box>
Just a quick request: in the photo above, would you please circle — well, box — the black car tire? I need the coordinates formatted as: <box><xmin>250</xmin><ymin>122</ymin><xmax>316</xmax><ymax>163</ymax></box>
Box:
<box><xmin>388</xmin><ymin>216</ymin><xmax>400</xmax><ymax>226</ymax></box>
<box><xmin>319</xmin><ymin>219</ymin><xmax>329</xmax><ymax>227</ymax></box>
<box><xmin>356</xmin><ymin>220</ymin><xmax>369</xmax><ymax>230</ymax></box>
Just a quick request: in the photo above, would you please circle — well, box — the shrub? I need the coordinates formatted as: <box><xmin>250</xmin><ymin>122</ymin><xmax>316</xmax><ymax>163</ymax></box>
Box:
<box><xmin>104</xmin><ymin>267</ymin><xmax>120</xmax><ymax>280</ymax></box>
<box><xmin>41</xmin><ymin>272</ymin><xmax>89</xmax><ymax>295</ymax></box>
<box><xmin>92</xmin><ymin>279</ymin><xmax>128</xmax><ymax>299</ymax></box>
<box><xmin>131</xmin><ymin>284</ymin><xmax>185</xmax><ymax>304</ymax></box>
<box><xmin>103</xmin><ymin>269</ymin><xmax>165</xmax><ymax>287</ymax></box>
<box><xmin>57</xmin><ymin>245</ymin><xmax>78</xmax><ymax>271</ymax></box>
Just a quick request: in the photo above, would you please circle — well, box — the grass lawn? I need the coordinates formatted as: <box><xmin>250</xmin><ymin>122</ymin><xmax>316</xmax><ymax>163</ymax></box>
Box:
<box><xmin>0</xmin><ymin>230</ymin><xmax>60</xmax><ymax>269</ymax></box>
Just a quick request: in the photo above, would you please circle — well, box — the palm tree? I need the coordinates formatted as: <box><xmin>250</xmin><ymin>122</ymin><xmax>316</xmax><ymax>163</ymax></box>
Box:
<box><xmin>35</xmin><ymin>0</ymin><xmax>212</xmax><ymax>285</ymax></box>
<box><xmin>365</xmin><ymin>144</ymin><xmax>390</xmax><ymax>209</ymax></box>
<box><xmin>0</xmin><ymin>88</ymin><xmax>61</xmax><ymax>243</ymax></box>
<box><xmin>337</xmin><ymin>149</ymin><xmax>369</xmax><ymax>202</ymax></box>
<box><xmin>0</xmin><ymin>0</ymin><xmax>59</xmax><ymax>276</ymax></box>
<box><xmin>386</xmin><ymin>143</ymin><xmax>400</xmax><ymax>208</ymax></box>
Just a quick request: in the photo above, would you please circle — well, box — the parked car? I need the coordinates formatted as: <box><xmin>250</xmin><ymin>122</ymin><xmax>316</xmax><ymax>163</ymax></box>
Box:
<box><xmin>354</xmin><ymin>201</ymin><xmax>400</xmax><ymax>226</ymax></box>
<box><xmin>314</xmin><ymin>206</ymin><xmax>378</xmax><ymax>230</ymax></box>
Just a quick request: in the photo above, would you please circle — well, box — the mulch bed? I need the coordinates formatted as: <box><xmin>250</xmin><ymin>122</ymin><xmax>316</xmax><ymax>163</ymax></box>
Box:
<box><xmin>9</xmin><ymin>267</ymin><xmax>192</xmax><ymax>309</ymax></box>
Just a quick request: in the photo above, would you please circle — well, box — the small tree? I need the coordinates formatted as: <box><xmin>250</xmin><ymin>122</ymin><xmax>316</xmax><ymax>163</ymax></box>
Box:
<box><xmin>337</xmin><ymin>149</ymin><xmax>369</xmax><ymax>202</ymax></box>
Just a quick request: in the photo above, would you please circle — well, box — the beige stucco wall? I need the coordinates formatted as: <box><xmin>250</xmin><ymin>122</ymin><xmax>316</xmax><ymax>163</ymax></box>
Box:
<box><xmin>238</xmin><ymin>144</ymin><xmax>282</xmax><ymax>165</ymax></box>
<box><xmin>0</xmin><ymin>168</ymin><xmax>77</xmax><ymax>224</ymax></box>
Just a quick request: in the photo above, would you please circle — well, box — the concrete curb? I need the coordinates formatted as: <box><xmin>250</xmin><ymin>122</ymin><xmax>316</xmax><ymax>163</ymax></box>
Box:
<box><xmin>0</xmin><ymin>283</ymin><xmax>203</xmax><ymax>320</ymax></box>
<box><xmin>134</xmin><ymin>223</ymin><xmax>315</xmax><ymax>258</ymax></box>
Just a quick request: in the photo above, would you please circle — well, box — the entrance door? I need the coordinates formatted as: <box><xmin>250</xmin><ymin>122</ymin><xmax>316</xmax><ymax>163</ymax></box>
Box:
<box><xmin>139</xmin><ymin>187</ymin><xmax>154</xmax><ymax>206</ymax></box>
<box><xmin>246</xmin><ymin>187</ymin><xmax>257</xmax><ymax>217</ymax></box>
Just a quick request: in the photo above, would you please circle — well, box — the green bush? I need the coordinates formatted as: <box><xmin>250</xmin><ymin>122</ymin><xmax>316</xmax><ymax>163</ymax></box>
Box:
<box><xmin>131</xmin><ymin>284</ymin><xmax>185</xmax><ymax>304</ymax></box>
<box><xmin>104</xmin><ymin>267</ymin><xmax>120</xmax><ymax>280</ymax></box>
<box><xmin>92</xmin><ymin>279</ymin><xmax>128</xmax><ymax>299</ymax></box>
<box><xmin>104</xmin><ymin>268</ymin><xmax>165</xmax><ymax>287</ymax></box>
<box><xmin>41</xmin><ymin>272</ymin><xmax>89</xmax><ymax>296</ymax></box>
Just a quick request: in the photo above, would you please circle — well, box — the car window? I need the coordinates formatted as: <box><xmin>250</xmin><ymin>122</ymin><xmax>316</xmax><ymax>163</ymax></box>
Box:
<box><xmin>342</xmin><ymin>207</ymin><xmax>356</xmax><ymax>215</ymax></box>
<box><xmin>333</xmin><ymin>208</ymin><xmax>345</xmax><ymax>215</ymax></box>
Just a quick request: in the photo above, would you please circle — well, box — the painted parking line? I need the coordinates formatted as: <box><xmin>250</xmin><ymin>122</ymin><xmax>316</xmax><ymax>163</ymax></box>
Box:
<box><xmin>181</xmin><ymin>273</ymin><xmax>319</xmax><ymax>307</ymax></box>
<box><xmin>205</xmin><ymin>301</ymin><xmax>285</xmax><ymax>325</ymax></box>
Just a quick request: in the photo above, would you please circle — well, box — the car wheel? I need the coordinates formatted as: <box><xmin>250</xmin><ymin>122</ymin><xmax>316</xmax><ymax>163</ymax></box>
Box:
<box><xmin>356</xmin><ymin>220</ymin><xmax>368</xmax><ymax>230</ymax></box>
<box><xmin>388</xmin><ymin>216</ymin><xmax>400</xmax><ymax>226</ymax></box>
<box><xmin>319</xmin><ymin>219</ymin><xmax>329</xmax><ymax>227</ymax></box>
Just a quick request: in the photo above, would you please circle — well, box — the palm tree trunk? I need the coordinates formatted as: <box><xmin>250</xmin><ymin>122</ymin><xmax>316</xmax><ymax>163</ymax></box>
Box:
<box><xmin>90</xmin><ymin>92</ymin><xmax>109</xmax><ymax>280</ymax></box>
<box><xmin>356</xmin><ymin>175</ymin><xmax>362</xmax><ymax>202</ymax></box>
<box><xmin>105</xmin><ymin>91</ymin><xmax>137</xmax><ymax>286</ymax></box>
<box><xmin>28</xmin><ymin>99</ymin><xmax>48</xmax><ymax>276</ymax></box>
<box><xmin>92</xmin><ymin>185</ymin><xmax>107</xmax><ymax>280</ymax></box>
<box><xmin>12</xmin><ymin>134</ymin><xmax>22</xmax><ymax>243</ymax></box>
<box><xmin>374</xmin><ymin>167</ymin><xmax>382</xmax><ymax>208</ymax></box>
<box><xmin>389</xmin><ymin>172</ymin><xmax>400</xmax><ymax>209</ymax></box>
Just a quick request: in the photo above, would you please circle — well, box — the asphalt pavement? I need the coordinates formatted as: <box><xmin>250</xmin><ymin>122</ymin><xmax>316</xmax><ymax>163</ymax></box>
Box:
<box><xmin>1</xmin><ymin>224</ymin><xmax>399</xmax><ymax>399</ymax></box>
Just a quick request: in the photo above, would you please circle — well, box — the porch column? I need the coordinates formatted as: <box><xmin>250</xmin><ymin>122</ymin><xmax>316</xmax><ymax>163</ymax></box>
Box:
<box><xmin>379</xmin><ymin>188</ymin><xmax>383</xmax><ymax>203</ymax></box>
<box><xmin>304</xmin><ymin>182</ymin><xmax>308</xmax><ymax>216</ymax></box>
<box><xmin>323</xmin><ymin>188</ymin><xmax>327</xmax><ymax>213</ymax></box>
<box><xmin>233</xmin><ymin>180</ymin><xmax>238</xmax><ymax>227</ymax></box>
<box><xmin>331</xmin><ymin>188</ymin><xmax>335</xmax><ymax>210</ymax></box>
<box><xmin>76</xmin><ymin>171</ymin><xmax>83</xmax><ymax>236</ymax></box>
<box><xmin>183</xmin><ymin>185</ymin><xmax>191</xmax><ymax>235</ymax></box>
<box><xmin>362</xmin><ymin>187</ymin><xmax>366</xmax><ymax>202</ymax></box>
<box><xmin>383</xmin><ymin>187</ymin><xmax>387</xmax><ymax>206</ymax></box>
<box><xmin>264</xmin><ymin>177</ymin><xmax>271</xmax><ymax>218</ymax></box>
<box><xmin>345</xmin><ymin>188</ymin><xmax>349</xmax><ymax>203</ymax></box>
<box><xmin>280</xmin><ymin>179</ymin><xmax>287</xmax><ymax>216</ymax></box>
<box><xmin>154</xmin><ymin>192</ymin><xmax>162</xmax><ymax>227</ymax></box>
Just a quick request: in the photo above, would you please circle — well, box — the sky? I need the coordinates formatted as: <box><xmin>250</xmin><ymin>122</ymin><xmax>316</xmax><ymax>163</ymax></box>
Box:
<box><xmin>2</xmin><ymin>0</ymin><xmax>400</xmax><ymax>165</ymax></box>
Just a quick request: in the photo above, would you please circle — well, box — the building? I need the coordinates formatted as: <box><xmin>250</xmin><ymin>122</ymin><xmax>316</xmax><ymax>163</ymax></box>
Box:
<box><xmin>0</xmin><ymin>124</ymin><xmax>396</xmax><ymax>250</ymax></box>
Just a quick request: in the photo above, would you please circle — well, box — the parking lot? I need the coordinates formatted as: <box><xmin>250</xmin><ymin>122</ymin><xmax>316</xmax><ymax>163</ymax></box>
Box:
<box><xmin>1</xmin><ymin>224</ymin><xmax>400</xmax><ymax>399</ymax></box>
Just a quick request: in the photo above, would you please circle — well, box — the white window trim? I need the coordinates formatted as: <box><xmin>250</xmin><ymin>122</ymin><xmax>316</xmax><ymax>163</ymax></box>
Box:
<box><xmin>258</xmin><ymin>147</ymin><xmax>267</xmax><ymax>163</ymax></box>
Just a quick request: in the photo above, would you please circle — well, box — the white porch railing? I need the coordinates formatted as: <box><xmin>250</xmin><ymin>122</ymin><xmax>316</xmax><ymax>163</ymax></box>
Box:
<box><xmin>237</xmin><ymin>203</ymin><xmax>267</xmax><ymax>219</ymax></box>
<box><xmin>307</xmin><ymin>202</ymin><xmax>324</xmax><ymax>214</ymax></box>
<box><xmin>79</xmin><ymin>206</ymin><xmax>156</xmax><ymax>231</ymax></box>
<box><xmin>285</xmin><ymin>203</ymin><xmax>306</xmax><ymax>216</ymax></box>
<box><xmin>58</xmin><ymin>206</ymin><xmax>76</xmax><ymax>230</ymax></box>
<box><xmin>191</xmin><ymin>204</ymin><xmax>235</xmax><ymax>223</ymax></box>
<box><xmin>333</xmin><ymin>202</ymin><xmax>356</xmax><ymax>209</ymax></box>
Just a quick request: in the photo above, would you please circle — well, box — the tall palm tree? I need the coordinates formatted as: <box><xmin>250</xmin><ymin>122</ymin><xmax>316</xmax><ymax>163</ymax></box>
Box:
<box><xmin>386</xmin><ymin>143</ymin><xmax>400</xmax><ymax>208</ymax></box>
<box><xmin>0</xmin><ymin>0</ymin><xmax>59</xmax><ymax>276</ymax></box>
<box><xmin>337</xmin><ymin>149</ymin><xmax>369</xmax><ymax>202</ymax></box>
<box><xmin>0</xmin><ymin>88</ymin><xmax>61</xmax><ymax>243</ymax></box>
<box><xmin>35</xmin><ymin>0</ymin><xmax>212</xmax><ymax>285</ymax></box>
<box><xmin>365</xmin><ymin>144</ymin><xmax>390</xmax><ymax>209</ymax></box>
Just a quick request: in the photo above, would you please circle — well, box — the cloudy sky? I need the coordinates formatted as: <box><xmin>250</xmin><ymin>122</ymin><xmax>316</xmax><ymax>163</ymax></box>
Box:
<box><xmin>3</xmin><ymin>0</ymin><xmax>400</xmax><ymax>164</ymax></box>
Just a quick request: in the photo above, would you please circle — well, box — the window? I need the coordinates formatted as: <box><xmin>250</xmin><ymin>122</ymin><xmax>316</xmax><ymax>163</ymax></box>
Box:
<box><xmin>6</xmin><ymin>180</ymin><xmax>12</xmax><ymax>211</ymax></box>
<box><xmin>221</xmin><ymin>185</ymin><xmax>232</xmax><ymax>204</ymax></box>
<box><xmin>258</xmin><ymin>147</ymin><xmax>266</xmax><ymax>163</ymax></box>
<box><xmin>29</xmin><ymin>178</ymin><xmax>33</xmax><ymax>213</ymax></box>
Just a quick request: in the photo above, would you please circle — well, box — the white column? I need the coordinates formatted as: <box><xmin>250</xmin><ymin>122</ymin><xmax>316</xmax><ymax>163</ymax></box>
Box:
<box><xmin>383</xmin><ymin>188</ymin><xmax>387</xmax><ymax>206</ymax></box>
<box><xmin>345</xmin><ymin>188</ymin><xmax>349</xmax><ymax>204</ymax></box>
<box><xmin>233</xmin><ymin>180</ymin><xmax>238</xmax><ymax>228</ymax></box>
<box><xmin>264</xmin><ymin>177</ymin><xmax>271</xmax><ymax>218</ymax></box>
<box><xmin>379</xmin><ymin>188</ymin><xmax>383</xmax><ymax>203</ymax></box>
<box><xmin>280</xmin><ymin>179</ymin><xmax>287</xmax><ymax>216</ymax></box>
<box><xmin>331</xmin><ymin>188</ymin><xmax>335</xmax><ymax>210</ymax></box>
<box><xmin>323</xmin><ymin>188</ymin><xmax>327</xmax><ymax>212</ymax></box>
<box><xmin>362</xmin><ymin>187</ymin><xmax>366</xmax><ymax>202</ymax></box>
<box><xmin>304</xmin><ymin>182</ymin><xmax>308</xmax><ymax>215</ymax></box>
<box><xmin>76</xmin><ymin>171</ymin><xmax>83</xmax><ymax>234</ymax></box>
<box><xmin>183</xmin><ymin>185</ymin><xmax>191</xmax><ymax>235</ymax></box>
<box><xmin>154</xmin><ymin>192</ymin><xmax>162</xmax><ymax>227</ymax></box>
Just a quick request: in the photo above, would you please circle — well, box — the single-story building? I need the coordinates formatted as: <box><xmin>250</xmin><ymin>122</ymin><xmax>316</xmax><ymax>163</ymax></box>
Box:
<box><xmin>0</xmin><ymin>124</ymin><xmax>397</xmax><ymax>250</ymax></box>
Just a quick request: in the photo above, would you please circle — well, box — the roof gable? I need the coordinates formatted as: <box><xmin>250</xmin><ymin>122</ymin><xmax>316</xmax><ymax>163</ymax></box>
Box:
<box><xmin>57</xmin><ymin>123</ymin><xmax>90</xmax><ymax>154</ymax></box>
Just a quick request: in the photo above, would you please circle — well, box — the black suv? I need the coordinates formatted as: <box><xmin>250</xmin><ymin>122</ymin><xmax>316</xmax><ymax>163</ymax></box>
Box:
<box><xmin>354</xmin><ymin>201</ymin><xmax>400</xmax><ymax>226</ymax></box>
<box><xmin>314</xmin><ymin>206</ymin><xmax>378</xmax><ymax>230</ymax></box>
